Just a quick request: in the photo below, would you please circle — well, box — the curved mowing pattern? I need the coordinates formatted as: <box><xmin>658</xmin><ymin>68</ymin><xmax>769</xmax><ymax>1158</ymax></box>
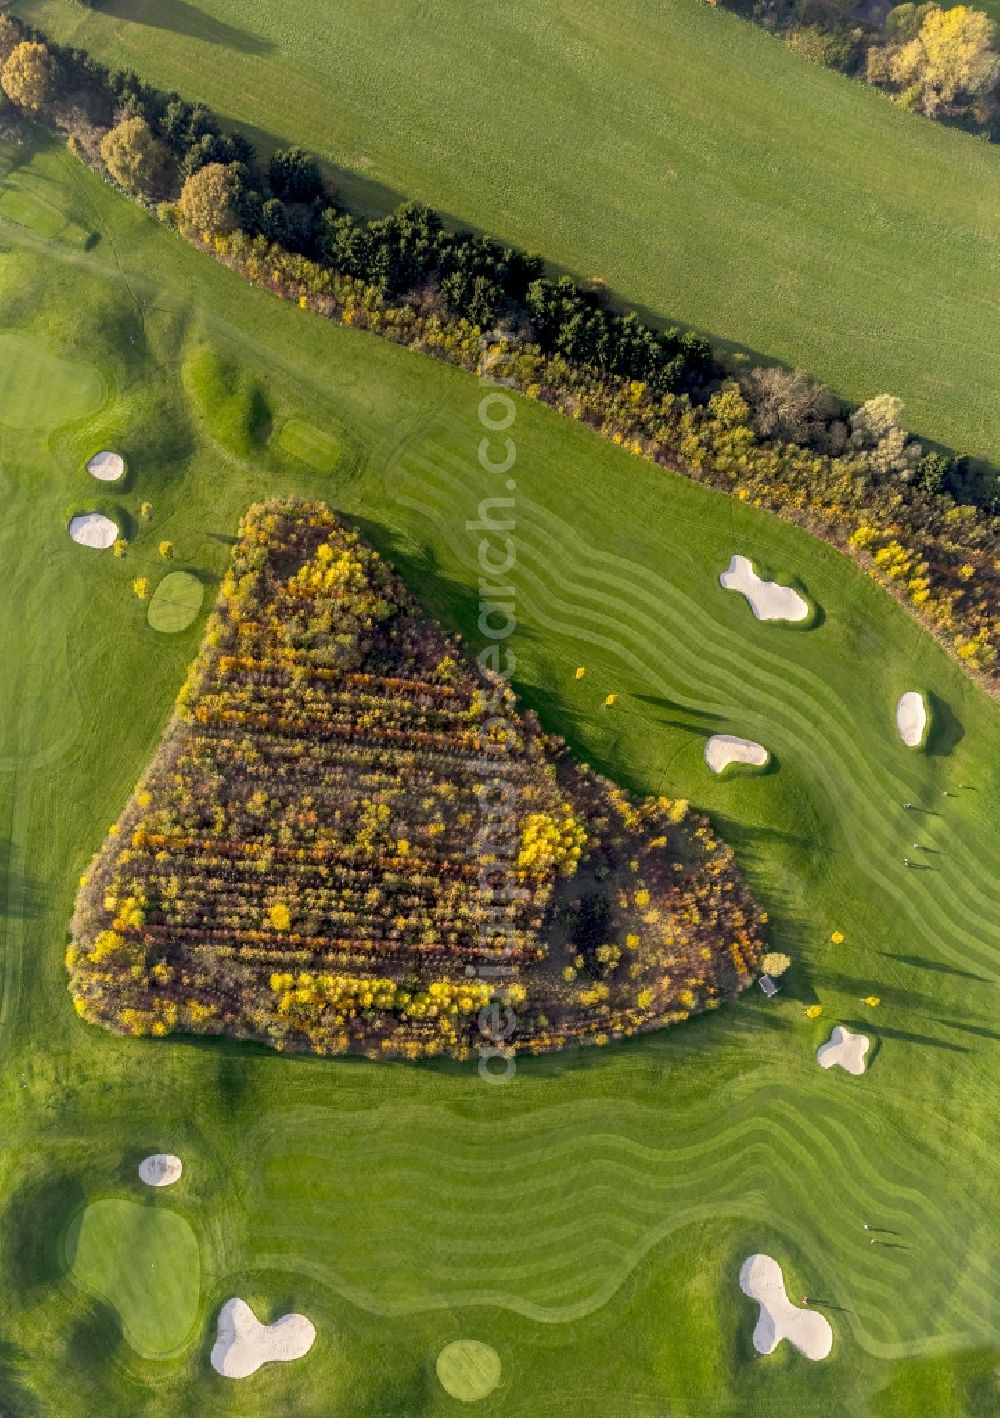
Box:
<box><xmin>0</xmin><ymin>331</ymin><xmax>103</xmax><ymax>430</ymax></box>
<box><xmin>436</xmin><ymin>1340</ymin><xmax>502</xmax><ymax>1401</ymax></box>
<box><xmin>219</xmin><ymin>429</ymin><xmax>994</xmax><ymax>1364</ymax></box>
<box><xmin>147</xmin><ymin>572</ymin><xmax>204</xmax><ymax>633</ymax></box>
<box><xmin>64</xmin><ymin>1199</ymin><xmax>200</xmax><ymax>1358</ymax></box>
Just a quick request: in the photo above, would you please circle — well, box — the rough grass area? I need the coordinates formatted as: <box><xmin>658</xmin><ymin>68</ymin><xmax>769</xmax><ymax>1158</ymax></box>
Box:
<box><xmin>0</xmin><ymin>330</ymin><xmax>104</xmax><ymax>430</ymax></box>
<box><xmin>275</xmin><ymin>417</ymin><xmax>339</xmax><ymax>471</ymax></box>
<box><xmin>11</xmin><ymin>0</ymin><xmax>1000</xmax><ymax>465</ymax></box>
<box><xmin>65</xmin><ymin>1198</ymin><xmax>201</xmax><ymax>1358</ymax></box>
<box><xmin>147</xmin><ymin>570</ymin><xmax>204</xmax><ymax>633</ymax></box>
<box><xmin>0</xmin><ymin>137</ymin><xmax>997</xmax><ymax>1416</ymax></box>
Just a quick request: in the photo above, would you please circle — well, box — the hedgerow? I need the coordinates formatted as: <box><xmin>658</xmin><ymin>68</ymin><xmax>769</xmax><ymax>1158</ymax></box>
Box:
<box><xmin>3</xmin><ymin>15</ymin><xmax>997</xmax><ymax>678</ymax></box>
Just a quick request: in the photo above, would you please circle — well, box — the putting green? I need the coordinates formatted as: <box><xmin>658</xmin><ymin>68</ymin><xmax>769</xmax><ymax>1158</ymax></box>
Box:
<box><xmin>147</xmin><ymin>571</ymin><xmax>204</xmax><ymax>633</ymax></box>
<box><xmin>275</xmin><ymin>418</ymin><xmax>340</xmax><ymax>472</ymax></box>
<box><xmin>64</xmin><ymin>1198</ymin><xmax>201</xmax><ymax>1358</ymax></box>
<box><xmin>0</xmin><ymin>331</ymin><xmax>103</xmax><ymax>430</ymax></box>
<box><xmin>436</xmin><ymin>1340</ymin><xmax>502</xmax><ymax>1401</ymax></box>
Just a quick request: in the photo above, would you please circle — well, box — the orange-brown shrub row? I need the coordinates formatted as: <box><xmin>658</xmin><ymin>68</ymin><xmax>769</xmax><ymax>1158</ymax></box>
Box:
<box><xmin>68</xmin><ymin>500</ymin><xmax>765</xmax><ymax>1060</ymax></box>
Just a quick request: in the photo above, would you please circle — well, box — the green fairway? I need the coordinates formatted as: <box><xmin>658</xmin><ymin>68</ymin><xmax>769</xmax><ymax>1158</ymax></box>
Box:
<box><xmin>12</xmin><ymin>0</ymin><xmax>1000</xmax><ymax>467</ymax></box>
<box><xmin>65</xmin><ymin>1198</ymin><xmax>201</xmax><ymax>1358</ymax></box>
<box><xmin>0</xmin><ymin>330</ymin><xmax>104</xmax><ymax>430</ymax></box>
<box><xmin>147</xmin><ymin>570</ymin><xmax>205</xmax><ymax>633</ymax></box>
<box><xmin>275</xmin><ymin>417</ymin><xmax>340</xmax><ymax>471</ymax></box>
<box><xmin>0</xmin><ymin>136</ymin><xmax>998</xmax><ymax>1415</ymax></box>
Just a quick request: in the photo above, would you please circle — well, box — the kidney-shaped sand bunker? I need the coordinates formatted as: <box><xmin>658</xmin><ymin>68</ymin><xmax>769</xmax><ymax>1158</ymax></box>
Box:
<box><xmin>210</xmin><ymin>1297</ymin><xmax>316</xmax><ymax>1378</ymax></box>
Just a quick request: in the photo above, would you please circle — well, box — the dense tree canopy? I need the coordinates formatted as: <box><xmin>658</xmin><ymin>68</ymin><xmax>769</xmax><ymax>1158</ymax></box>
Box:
<box><xmin>889</xmin><ymin>4</ymin><xmax>1000</xmax><ymax>113</ymax></box>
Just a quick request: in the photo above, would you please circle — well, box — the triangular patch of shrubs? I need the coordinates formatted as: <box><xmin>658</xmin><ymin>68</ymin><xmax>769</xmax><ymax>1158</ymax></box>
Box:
<box><xmin>69</xmin><ymin>500</ymin><xmax>764</xmax><ymax>1061</ymax></box>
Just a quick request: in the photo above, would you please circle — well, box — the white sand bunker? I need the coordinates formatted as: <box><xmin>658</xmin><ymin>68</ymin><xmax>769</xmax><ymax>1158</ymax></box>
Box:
<box><xmin>86</xmin><ymin>450</ymin><xmax>125</xmax><ymax>482</ymax></box>
<box><xmin>720</xmin><ymin>554</ymin><xmax>809</xmax><ymax>622</ymax></box>
<box><xmin>896</xmin><ymin>691</ymin><xmax>927</xmax><ymax>748</ymax></box>
<box><xmin>69</xmin><ymin>513</ymin><xmax>118</xmax><ymax>549</ymax></box>
<box><xmin>705</xmin><ymin>734</ymin><xmax>769</xmax><ymax>773</ymax></box>
<box><xmin>210</xmin><ymin>1298</ymin><xmax>315</xmax><ymax>1379</ymax></box>
<box><xmin>138</xmin><ymin>1153</ymin><xmax>182</xmax><ymax>1187</ymax></box>
<box><xmin>817</xmin><ymin>1025</ymin><xmax>869</xmax><ymax>1076</ymax></box>
<box><xmin>740</xmin><ymin>1254</ymin><xmax>832</xmax><ymax>1360</ymax></box>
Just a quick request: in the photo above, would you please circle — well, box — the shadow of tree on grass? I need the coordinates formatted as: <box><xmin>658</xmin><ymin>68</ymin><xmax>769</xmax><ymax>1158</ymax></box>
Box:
<box><xmin>95</xmin><ymin>0</ymin><xmax>277</xmax><ymax>56</ymax></box>
<box><xmin>0</xmin><ymin>840</ymin><xmax>43</xmax><ymax>923</ymax></box>
<box><xmin>0</xmin><ymin>1340</ymin><xmax>40</xmax><ymax>1418</ymax></box>
<box><xmin>884</xmin><ymin>951</ymin><xmax>988</xmax><ymax>983</ymax></box>
<box><xmin>925</xmin><ymin>691</ymin><xmax>964</xmax><ymax>757</ymax></box>
<box><xmin>2</xmin><ymin>1170</ymin><xmax>86</xmax><ymax>1301</ymax></box>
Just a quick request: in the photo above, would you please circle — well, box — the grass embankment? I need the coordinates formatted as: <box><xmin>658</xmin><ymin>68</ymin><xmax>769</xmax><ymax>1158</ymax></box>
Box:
<box><xmin>0</xmin><ymin>137</ymin><xmax>997</xmax><ymax>1415</ymax></box>
<box><xmin>12</xmin><ymin>0</ymin><xmax>1000</xmax><ymax>466</ymax></box>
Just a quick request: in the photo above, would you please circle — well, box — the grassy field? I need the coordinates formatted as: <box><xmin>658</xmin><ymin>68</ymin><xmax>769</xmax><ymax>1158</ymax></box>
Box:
<box><xmin>0</xmin><ymin>135</ymin><xmax>998</xmax><ymax>1415</ymax></box>
<box><xmin>12</xmin><ymin>0</ymin><xmax>1000</xmax><ymax>470</ymax></box>
<box><xmin>275</xmin><ymin>417</ymin><xmax>340</xmax><ymax>472</ymax></box>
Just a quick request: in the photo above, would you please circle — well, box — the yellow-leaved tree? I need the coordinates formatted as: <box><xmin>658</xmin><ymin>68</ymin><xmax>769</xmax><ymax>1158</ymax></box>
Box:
<box><xmin>176</xmin><ymin>162</ymin><xmax>240</xmax><ymax>236</ymax></box>
<box><xmin>100</xmin><ymin>117</ymin><xmax>170</xmax><ymax>196</ymax></box>
<box><xmin>890</xmin><ymin>6</ymin><xmax>1000</xmax><ymax>114</ymax></box>
<box><xmin>1</xmin><ymin>40</ymin><xmax>52</xmax><ymax>112</ymax></box>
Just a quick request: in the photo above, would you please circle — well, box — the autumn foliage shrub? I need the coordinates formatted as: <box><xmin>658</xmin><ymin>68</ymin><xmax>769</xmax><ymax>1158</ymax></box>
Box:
<box><xmin>69</xmin><ymin>500</ymin><xmax>765</xmax><ymax>1060</ymax></box>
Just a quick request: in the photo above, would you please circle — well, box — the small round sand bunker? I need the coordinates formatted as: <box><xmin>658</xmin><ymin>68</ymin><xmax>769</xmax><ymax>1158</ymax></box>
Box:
<box><xmin>210</xmin><ymin>1297</ymin><xmax>315</xmax><ymax>1378</ymax></box>
<box><xmin>138</xmin><ymin>1153</ymin><xmax>183</xmax><ymax>1187</ymax></box>
<box><xmin>69</xmin><ymin>513</ymin><xmax>118</xmax><ymax>549</ymax></box>
<box><xmin>86</xmin><ymin>450</ymin><xmax>125</xmax><ymax>482</ymax></box>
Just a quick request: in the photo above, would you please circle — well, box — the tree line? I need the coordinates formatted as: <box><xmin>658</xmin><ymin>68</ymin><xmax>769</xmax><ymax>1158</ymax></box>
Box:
<box><xmin>0</xmin><ymin>14</ymin><xmax>711</xmax><ymax>395</ymax></box>
<box><xmin>0</xmin><ymin>13</ymin><xmax>996</xmax><ymax>675</ymax></box>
